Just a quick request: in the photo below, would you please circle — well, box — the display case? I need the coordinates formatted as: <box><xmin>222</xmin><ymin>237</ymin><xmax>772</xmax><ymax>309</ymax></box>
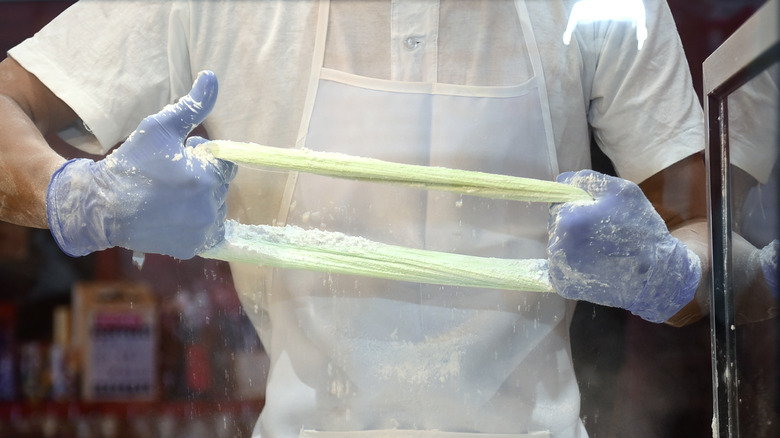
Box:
<box><xmin>704</xmin><ymin>0</ymin><xmax>780</xmax><ymax>435</ymax></box>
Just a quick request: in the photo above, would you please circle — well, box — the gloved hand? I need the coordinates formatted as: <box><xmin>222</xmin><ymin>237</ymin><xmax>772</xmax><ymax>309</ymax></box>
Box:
<box><xmin>547</xmin><ymin>170</ymin><xmax>701</xmax><ymax>323</ymax></box>
<box><xmin>47</xmin><ymin>71</ymin><xmax>237</xmax><ymax>259</ymax></box>
<box><xmin>758</xmin><ymin>239</ymin><xmax>778</xmax><ymax>299</ymax></box>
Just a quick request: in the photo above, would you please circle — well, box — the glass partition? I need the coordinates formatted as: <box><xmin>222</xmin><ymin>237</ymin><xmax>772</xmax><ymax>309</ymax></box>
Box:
<box><xmin>704</xmin><ymin>0</ymin><xmax>780</xmax><ymax>435</ymax></box>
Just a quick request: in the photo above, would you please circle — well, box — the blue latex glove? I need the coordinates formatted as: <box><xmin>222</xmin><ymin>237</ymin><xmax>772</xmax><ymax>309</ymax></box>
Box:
<box><xmin>47</xmin><ymin>71</ymin><xmax>237</xmax><ymax>259</ymax></box>
<box><xmin>547</xmin><ymin>170</ymin><xmax>701</xmax><ymax>323</ymax></box>
<box><xmin>759</xmin><ymin>239</ymin><xmax>779</xmax><ymax>299</ymax></box>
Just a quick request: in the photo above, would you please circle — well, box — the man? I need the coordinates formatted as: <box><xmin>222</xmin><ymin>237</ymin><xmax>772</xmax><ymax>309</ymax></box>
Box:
<box><xmin>0</xmin><ymin>1</ymin><xmax>717</xmax><ymax>436</ymax></box>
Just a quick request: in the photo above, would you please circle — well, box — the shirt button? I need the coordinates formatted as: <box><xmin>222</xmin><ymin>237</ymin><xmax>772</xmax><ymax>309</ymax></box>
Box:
<box><xmin>403</xmin><ymin>35</ymin><xmax>424</xmax><ymax>50</ymax></box>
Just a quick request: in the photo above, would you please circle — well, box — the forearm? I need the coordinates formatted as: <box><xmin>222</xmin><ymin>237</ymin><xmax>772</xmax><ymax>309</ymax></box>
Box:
<box><xmin>666</xmin><ymin>220</ymin><xmax>710</xmax><ymax>327</ymax></box>
<box><xmin>0</xmin><ymin>93</ymin><xmax>66</xmax><ymax>228</ymax></box>
<box><xmin>0</xmin><ymin>57</ymin><xmax>79</xmax><ymax>228</ymax></box>
<box><xmin>666</xmin><ymin>219</ymin><xmax>778</xmax><ymax>326</ymax></box>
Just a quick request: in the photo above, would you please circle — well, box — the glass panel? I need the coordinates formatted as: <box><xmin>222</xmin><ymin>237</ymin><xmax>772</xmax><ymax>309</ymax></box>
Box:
<box><xmin>727</xmin><ymin>61</ymin><xmax>780</xmax><ymax>436</ymax></box>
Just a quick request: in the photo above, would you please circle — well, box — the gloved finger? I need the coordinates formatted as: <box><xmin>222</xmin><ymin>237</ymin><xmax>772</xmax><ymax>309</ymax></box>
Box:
<box><xmin>549</xmin><ymin>170</ymin><xmax>598</xmax><ymax>216</ymax></box>
<box><xmin>206</xmin><ymin>154</ymin><xmax>238</xmax><ymax>184</ymax></box>
<box><xmin>218</xmin><ymin>198</ymin><xmax>228</xmax><ymax>223</ymax></box>
<box><xmin>185</xmin><ymin>135</ymin><xmax>209</xmax><ymax>148</ymax></box>
<box><xmin>202</xmin><ymin>209</ymin><xmax>228</xmax><ymax>250</ymax></box>
<box><xmin>548</xmin><ymin>200</ymin><xmax>565</xmax><ymax>220</ymax></box>
<box><xmin>557</xmin><ymin>169</ymin><xmax>635</xmax><ymax>200</ymax></box>
<box><xmin>161</xmin><ymin>70</ymin><xmax>219</xmax><ymax>138</ymax></box>
<box><xmin>186</xmin><ymin>135</ymin><xmax>238</xmax><ymax>183</ymax></box>
<box><xmin>555</xmin><ymin>171</ymin><xmax>577</xmax><ymax>184</ymax></box>
<box><xmin>213</xmin><ymin>174</ymin><xmax>233</xmax><ymax>199</ymax></box>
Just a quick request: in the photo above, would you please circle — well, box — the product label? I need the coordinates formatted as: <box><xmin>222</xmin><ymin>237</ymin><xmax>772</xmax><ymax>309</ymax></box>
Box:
<box><xmin>87</xmin><ymin>310</ymin><xmax>156</xmax><ymax>400</ymax></box>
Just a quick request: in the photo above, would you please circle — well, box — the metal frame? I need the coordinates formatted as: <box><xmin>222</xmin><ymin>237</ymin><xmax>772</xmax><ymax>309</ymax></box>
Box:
<box><xmin>703</xmin><ymin>0</ymin><xmax>780</xmax><ymax>436</ymax></box>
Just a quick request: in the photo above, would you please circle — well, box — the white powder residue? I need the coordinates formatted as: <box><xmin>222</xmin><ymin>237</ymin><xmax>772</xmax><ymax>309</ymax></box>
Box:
<box><xmin>374</xmin><ymin>339</ymin><xmax>465</xmax><ymax>386</ymax></box>
<box><xmin>202</xmin><ymin>221</ymin><xmax>553</xmax><ymax>293</ymax></box>
<box><xmin>102</xmin><ymin>151</ymin><xmax>119</xmax><ymax>169</ymax></box>
<box><xmin>567</xmin><ymin>171</ymin><xmax>607</xmax><ymax>196</ymax></box>
<box><xmin>189</xmin><ymin>143</ymin><xmax>221</xmax><ymax>170</ymax></box>
<box><xmin>245</xmin><ymin>221</ymin><xmax>381</xmax><ymax>253</ymax></box>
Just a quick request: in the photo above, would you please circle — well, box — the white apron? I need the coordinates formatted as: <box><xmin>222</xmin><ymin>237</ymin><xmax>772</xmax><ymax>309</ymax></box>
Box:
<box><xmin>255</xmin><ymin>1</ymin><xmax>585</xmax><ymax>437</ymax></box>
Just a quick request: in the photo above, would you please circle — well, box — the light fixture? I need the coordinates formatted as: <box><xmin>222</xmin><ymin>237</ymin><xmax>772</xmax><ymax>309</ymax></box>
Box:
<box><xmin>562</xmin><ymin>0</ymin><xmax>647</xmax><ymax>50</ymax></box>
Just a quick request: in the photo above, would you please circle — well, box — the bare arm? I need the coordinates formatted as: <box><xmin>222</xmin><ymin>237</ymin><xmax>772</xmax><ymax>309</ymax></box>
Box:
<box><xmin>0</xmin><ymin>56</ymin><xmax>78</xmax><ymax>228</ymax></box>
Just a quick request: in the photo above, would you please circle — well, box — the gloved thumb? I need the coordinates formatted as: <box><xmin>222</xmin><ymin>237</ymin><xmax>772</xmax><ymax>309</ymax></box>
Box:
<box><xmin>158</xmin><ymin>70</ymin><xmax>219</xmax><ymax>138</ymax></box>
